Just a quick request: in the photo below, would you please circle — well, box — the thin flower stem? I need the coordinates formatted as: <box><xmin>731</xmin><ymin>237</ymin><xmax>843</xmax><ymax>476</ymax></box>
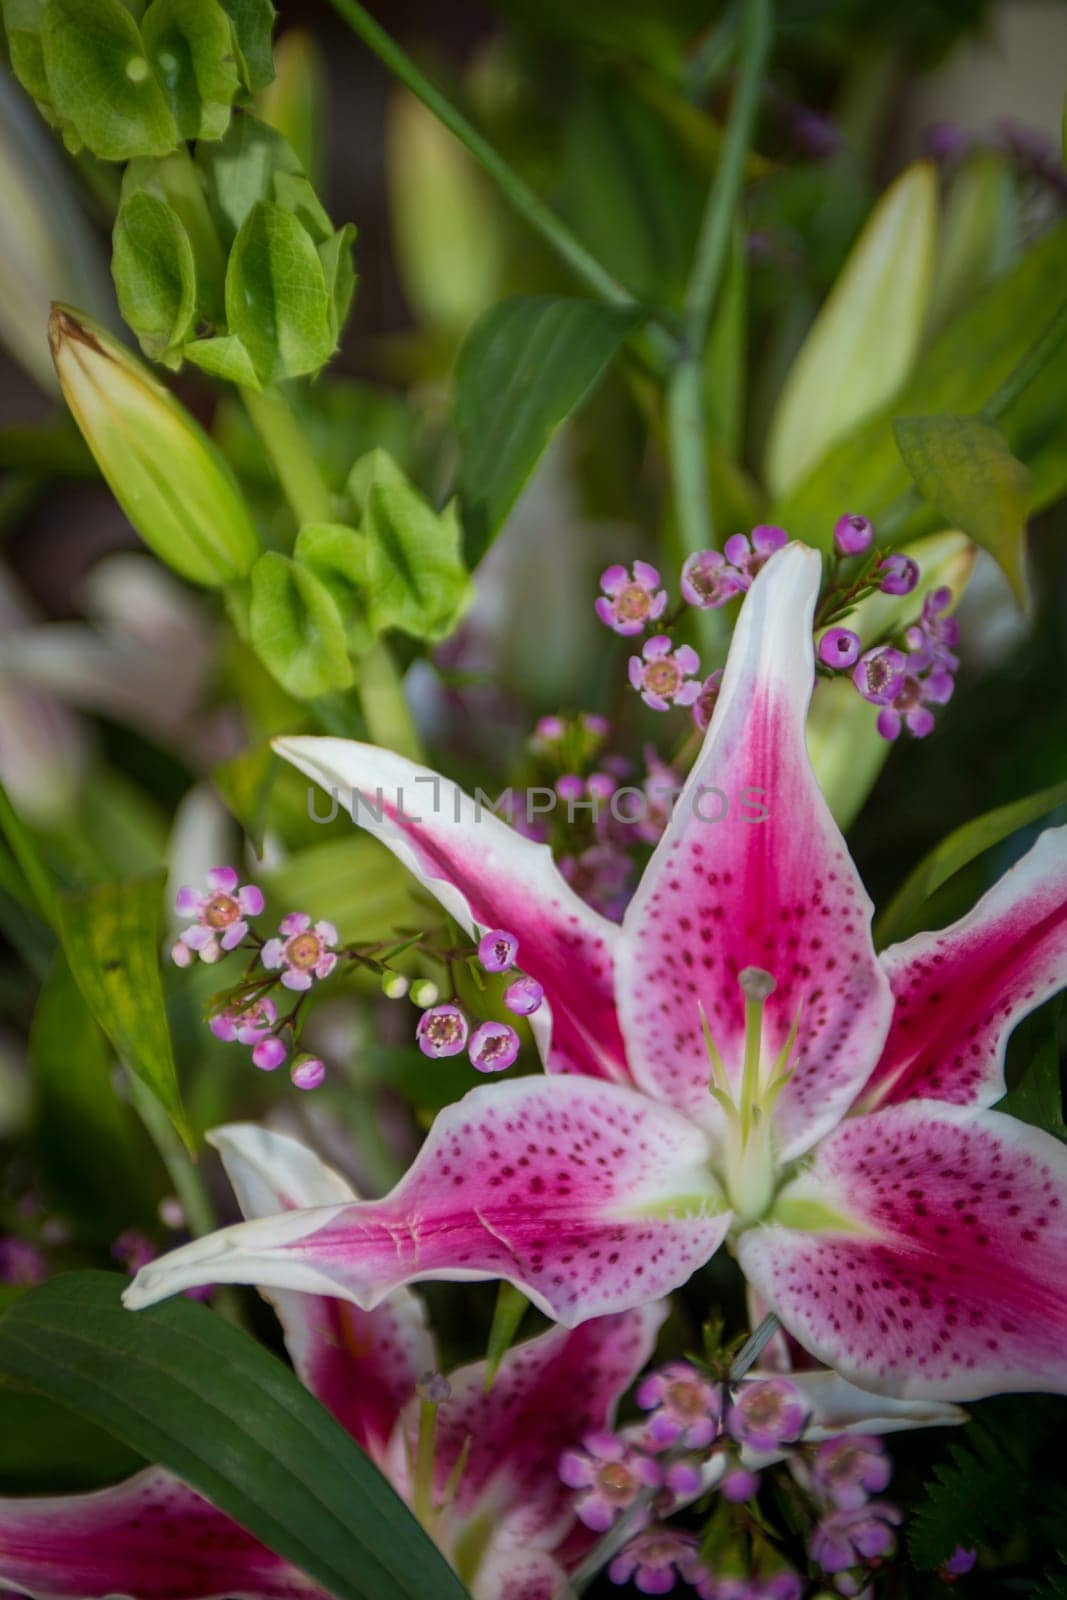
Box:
<box><xmin>667</xmin><ymin>0</ymin><xmax>772</xmax><ymax>555</ymax></box>
<box><xmin>325</xmin><ymin>0</ymin><xmax>635</xmax><ymax>312</ymax></box>
<box><xmin>240</xmin><ymin>383</ymin><xmax>424</xmax><ymax>761</ymax></box>
<box><xmin>729</xmin><ymin>1311</ymin><xmax>781</xmax><ymax>1379</ymax></box>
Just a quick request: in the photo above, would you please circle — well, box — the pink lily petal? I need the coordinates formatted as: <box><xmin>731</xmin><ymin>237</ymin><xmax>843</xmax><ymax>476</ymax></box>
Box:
<box><xmin>209</xmin><ymin>1125</ymin><xmax>435</xmax><ymax>1464</ymax></box>
<box><xmin>618</xmin><ymin>544</ymin><xmax>893</xmax><ymax>1159</ymax></box>
<box><xmin>388</xmin><ymin>1304</ymin><xmax>664</xmax><ymax>1550</ymax></box>
<box><xmin>863</xmin><ymin>825</ymin><xmax>1067</xmax><ymax>1110</ymax></box>
<box><xmin>469</xmin><ymin>1543</ymin><xmax>568</xmax><ymax>1600</ymax></box>
<box><xmin>272</xmin><ymin>737</ymin><xmax>631</xmax><ymax>1083</ymax></box>
<box><xmin>0</xmin><ymin>1466</ymin><xmax>324</xmax><ymax>1599</ymax></box>
<box><xmin>126</xmin><ymin>1078</ymin><xmax>729</xmax><ymax>1326</ymax></box>
<box><xmin>738</xmin><ymin>1100</ymin><xmax>1067</xmax><ymax>1399</ymax></box>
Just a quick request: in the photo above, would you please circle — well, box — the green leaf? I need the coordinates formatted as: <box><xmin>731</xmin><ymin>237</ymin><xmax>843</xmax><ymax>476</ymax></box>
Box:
<box><xmin>183</xmin><ymin>331</ymin><xmax>262</xmax><ymax>386</ymax></box>
<box><xmin>483</xmin><ymin>1282</ymin><xmax>531</xmax><ymax>1391</ymax></box>
<box><xmin>925</xmin><ymin>150</ymin><xmax>1018</xmax><ymax>341</ymax></box>
<box><xmin>121</xmin><ymin>152</ymin><xmax>228</xmax><ymax>323</ymax></box>
<box><xmin>771</xmin><ymin>220</ymin><xmax>1067</xmax><ymax>544</ymax></box>
<box><xmin>319</xmin><ymin>222</ymin><xmax>358</xmax><ymax>344</ymax></box>
<box><xmin>141</xmin><ymin>0</ymin><xmax>238</xmax><ymax>141</ymax></box>
<box><xmin>0</xmin><ymin>1384</ymin><xmax>143</xmax><ymax>1493</ymax></box>
<box><xmin>249</xmin><ymin>551</ymin><xmax>354</xmax><ymax>699</ymax></box>
<box><xmin>218</xmin><ymin>0</ymin><xmax>275</xmax><ymax>93</ymax></box>
<box><xmin>225</xmin><ymin>200</ymin><xmax>335</xmax><ymax>383</ymax></box>
<box><xmin>212</xmin><ymin>741</ymin><xmax>275</xmax><ymax>854</ymax></box>
<box><xmin>910</xmin><ymin>1417</ymin><xmax>1025</xmax><ymax>1569</ymax></box>
<box><xmin>894</xmin><ymin>414</ymin><xmax>1032</xmax><ymax>607</ymax></box>
<box><xmin>996</xmin><ymin>1007</ymin><xmax>1065</xmax><ymax>1141</ymax></box>
<box><xmin>0</xmin><ymin>1272</ymin><xmax>470</xmax><ymax>1600</ymax></box>
<box><xmin>874</xmin><ymin>779</ymin><xmax>1067</xmax><ymax>947</ymax></box>
<box><xmin>2</xmin><ymin>0</ymin><xmax>53</xmax><ymax>106</ymax></box>
<box><xmin>39</xmin><ymin>0</ymin><xmax>178</xmax><ymax>160</ymax></box>
<box><xmin>112</xmin><ymin>190</ymin><xmax>197</xmax><ymax>361</ymax></box>
<box><xmin>352</xmin><ymin>451</ymin><xmax>472</xmax><ymax>643</ymax></box>
<box><xmin>764</xmin><ymin>161</ymin><xmax>938</xmax><ymax>497</ymax></box>
<box><xmin>199</xmin><ymin>112</ymin><xmax>302</xmax><ymax>246</ymax></box>
<box><xmin>30</xmin><ymin>956</ymin><xmax>149</xmax><ymax>1238</ymax></box>
<box><xmin>455</xmin><ymin>296</ymin><xmax>644</xmax><ymax>563</ymax></box>
<box><xmin>293</xmin><ymin>519</ymin><xmax>371</xmax><ymax>648</ymax></box>
<box><xmin>55</xmin><ymin>873</ymin><xmax>191</xmax><ymax>1149</ymax></box>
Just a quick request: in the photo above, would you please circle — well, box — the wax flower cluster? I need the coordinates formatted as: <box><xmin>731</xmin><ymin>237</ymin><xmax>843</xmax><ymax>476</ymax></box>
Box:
<box><xmin>557</xmin><ymin>1361</ymin><xmax>922</xmax><ymax>1598</ymax></box>
<box><xmin>414</xmin><ymin>927</ymin><xmax>541</xmax><ymax>1073</ymax></box>
<box><xmin>596</xmin><ymin>516</ymin><xmax>961</xmax><ymax>743</ymax></box>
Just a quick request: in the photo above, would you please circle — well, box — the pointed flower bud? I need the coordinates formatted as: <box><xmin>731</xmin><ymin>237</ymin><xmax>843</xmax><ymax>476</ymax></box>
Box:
<box><xmin>818</xmin><ymin>628</ymin><xmax>862</xmax><ymax>669</ymax></box>
<box><xmin>833</xmin><ymin>514</ymin><xmax>874</xmax><ymax>555</ymax></box>
<box><xmin>49</xmin><ymin>306</ymin><xmax>259</xmax><ymax>588</ymax></box>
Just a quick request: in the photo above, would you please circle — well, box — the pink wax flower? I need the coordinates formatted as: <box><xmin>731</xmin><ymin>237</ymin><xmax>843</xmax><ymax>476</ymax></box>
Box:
<box><xmin>261</xmin><ymin>913</ymin><xmax>338</xmax><ymax>991</ymax></box>
<box><xmin>416</xmin><ymin>1003</ymin><xmax>469</xmax><ymax>1058</ymax></box>
<box><xmin>558</xmin><ymin>1431</ymin><xmax>661</xmax><ymax>1532</ymax></box>
<box><xmin>468</xmin><ymin>1021</ymin><xmax>521</xmax><ymax>1073</ymax></box>
<box><xmin>681</xmin><ymin>549</ymin><xmax>745</xmax><ymax>610</ymax></box>
<box><xmin>172</xmin><ymin>867</ymin><xmax>264</xmax><ymax>965</ymax></box>
<box><xmin>629</xmin><ymin>637</ymin><xmax>702</xmax><ymax>712</ymax></box>
<box><xmin>596</xmin><ymin>562</ymin><xmax>668</xmax><ymax>636</ymax></box>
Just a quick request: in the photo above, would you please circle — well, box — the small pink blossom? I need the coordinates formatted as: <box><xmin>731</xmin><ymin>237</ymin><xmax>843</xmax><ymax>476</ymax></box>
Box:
<box><xmin>939</xmin><ymin>1546</ymin><xmax>977</xmax><ymax>1580</ymax></box>
<box><xmin>681</xmin><ymin>549</ymin><xmax>744</xmax><ymax>610</ymax></box>
<box><xmin>416</xmin><ymin>1003</ymin><xmax>469</xmax><ymax>1058</ymax></box>
<box><xmin>0</xmin><ymin>1237</ymin><xmax>46</xmax><ymax>1285</ymax></box>
<box><xmin>725</xmin><ymin>1377</ymin><xmax>809</xmax><ymax>1451</ymax></box>
<box><xmin>723</xmin><ymin>525</ymin><xmax>789</xmax><ymax>586</ymax></box>
<box><xmin>905</xmin><ymin>586</ymin><xmax>960</xmax><ymax>673</ymax></box>
<box><xmin>692</xmin><ymin>669</ymin><xmax>724</xmax><ymax>733</ymax></box>
<box><xmin>291</xmin><ymin>1055</ymin><xmax>326</xmax><ymax>1091</ymax></box>
<box><xmin>876</xmin><ymin>666</ymin><xmax>955</xmax><ymax>742</ymax></box>
<box><xmin>812</xmin><ymin>1435</ymin><xmax>891</xmax><ymax>1511</ymax></box>
<box><xmin>607</xmin><ymin>1526</ymin><xmax>707</xmax><ymax>1594</ymax></box>
<box><xmin>597</xmin><ymin>562</ymin><xmax>668</xmax><ymax>636</ymax></box>
<box><xmin>852</xmin><ymin>646</ymin><xmax>907</xmax><ymax>706</ymax></box>
<box><xmin>635</xmin><ymin>1360</ymin><xmax>720</xmax><ymax>1449</ymax></box>
<box><xmin>833</xmin><ymin>514</ymin><xmax>874</xmax><ymax>555</ymax></box>
<box><xmin>629</xmin><ymin>637</ymin><xmax>702</xmax><ymax>712</ymax></box>
<box><xmin>478</xmin><ymin>929</ymin><xmax>519</xmax><ymax>974</ymax></box>
<box><xmin>810</xmin><ymin>1502</ymin><xmax>901</xmax><ymax>1574</ymax></box>
<box><xmin>252</xmin><ymin>1035</ymin><xmax>287</xmax><ymax>1072</ymax></box>
<box><xmin>877</xmin><ymin>554</ymin><xmax>920</xmax><ymax>596</ymax></box>
<box><xmin>209</xmin><ymin>996</ymin><xmax>277</xmax><ymax>1045</ymax></box>
<box><xmin>721</xmin><ymin>1464</ymin><xmax>761</xmax><ymax>1501</ymax></box>
<box><xmin>262</xmin><ymin>913</ymin><xmax>338</xmax><ymax>992</ymax></box>
<box><xmin>468</xmin><ymin>1021</ymin><xmax>520</xmax><ymax>1073</ymax></box>
<box><xmin>818</xmin><ymin>628</ymin><xmax>861</xmax><ymax>670</ymax></box>
<box><xmin>559</xmin><ymin>843</ymin><xmax>634</xmax><ymax>921</ymax></box>
<box><xmin>172</xmin><ymin>866</ymin><xmax>264</xmax><ymax>965</ymax></box>
<box><xmin>504</xmin><ymin>976</ymin><xmax>544</xmax><ymax>1015</ymax></box>
<box><xmin>559</xmin><ymin>1431</ymin><xmax>661</xmax><ymax>1532</ymax></box>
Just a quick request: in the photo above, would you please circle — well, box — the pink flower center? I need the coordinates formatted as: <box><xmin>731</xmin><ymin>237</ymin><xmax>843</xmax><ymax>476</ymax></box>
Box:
<box><xmin>286</xmin><ymin>931</ymin><xmax>323</xmax><ymax>969</ymax></box>
<box><xmin>742</xmin><ymin>1389</ymin><xmax>783</xmax><ymax>1428</ymax></box>
<box><xmin>865</xmin><ymin>657</ymin><xmax>896</xmax><ymax>694</ymax></box>
<box><xmin>204</xmin><ymin>892</ymin><xmax>240</xmax><ymax>929</ymax></box>
<box><xmin>666</xmin><ymin>1379</ymin><xmax>707</xmax><ymax>1419</ymax></box>
<box><xmin>645</xmin><ymin>659</ymin><xmax>681</xmax><ymax>697</ymax></box>
<box><xmin>474</xmin><ymin>1031</ymin><xmax>510</xmax><ymax>1066</ymax></box>
<box><xmin>616</xmin><ymin>583</ymin><xmax>651</xmax><ymax>620</ymax></box>
<box><xmin>425</xmin><ymin>1013</ymin><xmax>464</xmax><ymax>1049</ymax></box>
<box><xmin>597</xmin><ymin>1460</ymin><xmax>639</xmax><ymax>1503</ymax></box>
<box><xmin>686</xmin><ymin>564</ymin><xmax>724</xmax><ymax>603</ymax></box>
<box><xmin>895</xmin><ymin>674</ymin><xmax>924</xmax><ymax>710</ymax></box>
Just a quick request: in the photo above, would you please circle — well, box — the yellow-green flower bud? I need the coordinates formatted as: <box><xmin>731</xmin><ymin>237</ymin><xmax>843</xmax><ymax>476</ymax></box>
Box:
<box><xmin>49</xmin><ymin>305</ymin><xmax>259</xmax><ymax>588</ymax></box>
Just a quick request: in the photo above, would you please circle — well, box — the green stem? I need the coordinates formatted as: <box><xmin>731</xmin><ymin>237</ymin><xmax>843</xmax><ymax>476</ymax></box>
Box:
<box><xmin>241</xmin><ymin>384</ymin><xmax>424</xmax><ymax>760</ymax></box>
<box><xmin>240</xmin><ymin>384</ymin><xmax>333</xmax><ymax>525</ymax></box>
<box><xmin>0</xmin><ymin>781</ymin><xmax>59</xmax><ymax>931</ymax></box>
<box><xmin>326</xmin><ymin>0</ymin><xmax>635</xmax><ymax>311</ymax></box>
<box><xmin>667</xmin><ymin>0</ymin><xmax>772</xmax><ymax>552</ymax></box>
<box><xmin>413</xmin><ymin>1397</ymin><xmax>438</xmax><ymax>1528</ymax></box>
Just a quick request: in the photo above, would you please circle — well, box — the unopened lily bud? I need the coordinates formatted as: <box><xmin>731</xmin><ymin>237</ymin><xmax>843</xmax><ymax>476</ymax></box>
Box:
<box><xmin>49</xmin><ymin>305</ymin><xmax>259</xmax><ymax>588</ymax></box>
<box><xmin>382</xmin><ymin>970</ymin><xmax>410</xmax><ymax>999</ymax></box>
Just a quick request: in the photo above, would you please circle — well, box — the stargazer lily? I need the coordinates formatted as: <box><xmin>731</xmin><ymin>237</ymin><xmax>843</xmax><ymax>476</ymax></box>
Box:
<box><xmin>0</xmin><ymin>1126</ymin><xmax>662</xmax><ymax>1600</ymax></box>
<box><xmin>126</xmin><ymin>544</ymin><xmax>1067</xmax><ymax>1402</ymax></box>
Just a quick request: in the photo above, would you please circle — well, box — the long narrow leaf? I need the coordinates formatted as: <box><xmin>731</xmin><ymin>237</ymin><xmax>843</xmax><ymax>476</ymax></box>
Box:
<box><xmin>0</xmin><ymin>1272</ymin><xmax>470</xmax><ymax>1600</ymax></box>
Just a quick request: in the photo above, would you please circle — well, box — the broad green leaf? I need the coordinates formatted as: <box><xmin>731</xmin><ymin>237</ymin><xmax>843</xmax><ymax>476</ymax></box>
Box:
<box><xmin>141</xmin><ymin>0</ymin><xmax>239</xmax><ymax>141</ymax></box>
<box><xmin>352</xmin><ymin>450</ymin><xmax>472</xmax><ymax>643</ymax></box>
<box><xmin>455</xmin><ymin>296</ymin><xmax>644</xmax><ymax>563</ymax></box>
<box><xmin>0</xmin><ymin>1385</ymin><xmax>143</xmax><ymax>1493</ymax></box>
<box><xmin>272</xmin><ymin>169</ymin><xmax>334</xmax><ymax>243</ymax></box>
<box><xmin>0</xmin><ymin>1272</ymin><xmax>471</xmax><ymax>1600</ymax></box>
<box><xmin>264</xmin><ymin>836</ymin><xmax>417</xmax><ymax>943</ymax></box>
<box><xmin>771</xmin><ymin>220</ymin><xmax>1067</xmax><ymax>544</ymax></box>
<box><xmin>996</xmin><ymin>1007</ymin><xmax>1065</xmax><ymax>1141</ymax></box>
<box><xmin>30</xmin><ymin>956</ymin><xmax>149</xmax><ymax>1238</ymax></box>
<box><xmin>894</xmin><ymin>414</ymin><xmax>1032</xmax><ymax>606</ymax></box>
<box><xmin>122</xmin><ymin>152</ymin><xmax>227</xmax><ymax>322</ymax></box>
<box><xmin>225</xmin><ymin>201</ymin><xmax>334</xmax><ymax>383</ymax></box>
<box><xmin>319</xmin><ymin>222</ymin><xmax>358</xmax><ymax>344</ymax></box>
<box><xmin>183</xmin><ymin>331</ymin><xmax>262</xmax><ymax>386</ymax></box>
<box><xmin>386</xmin><ymin>90</ymin><xmax>504</xmax><ymax>334</ymax></box>
<box><xmin>874</xmin><ymin>778</ymin><xmax>1067</xmax><ymax>948</ymax></box>
<box><xmin>199</xmin><ymin>112</ymin><xmax>302</xmax><ymax>245</ymax></box>
<box><xmin>2</xmin><ymin>0</ymin><xmax>52</xmax><ymax>105</ymax></box>
<box><xmin>112</xmin><ymin>190</ymin><xmax>197</xmax><ymax>361</ymax></box>
<box><xmin>293</xmin><ymin>520</ymin><xmax>371</xmax><ymax>649</ymax></box>
<box><xmin>39</xmin><ymin>0</ymin><xmax>178</xmax><ymax>160</ymax></box>
<box><xmin>218</xmin><ymin>0</ymin><xmax>276</xmax><ymax>93</ymax></box>
<box><xmin>764</xmin><ymin>161</ymin><xmax>938</xmax><ymax>497</ymax></box>
<box><xmin>924</xmin><ymin>150</ymin><xmax>1018</xmax><ymax>341</ymax></box>
<box><xmin>212</xmin><ymin>741</ymin><xmax>275</xmax><ymax>854</ymax></box>
<box><xmin>484</xmin><ymin>1282</ymin><xmax>530</xmax><ymax>1391</ymax></box>
<box><xmin>55</xmin><ymin>873</ymin><xmax>191</xmax><ymax>1148</ymax></box>
<box><xmin>249</xmin><ymin>551</ymin><xmax>354</xmax><ymax>699</ymax></box>
<box><xmin>809</xmin><ymin>530</ymin><xmax>975</xmax><ymax>831</ymax></box>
